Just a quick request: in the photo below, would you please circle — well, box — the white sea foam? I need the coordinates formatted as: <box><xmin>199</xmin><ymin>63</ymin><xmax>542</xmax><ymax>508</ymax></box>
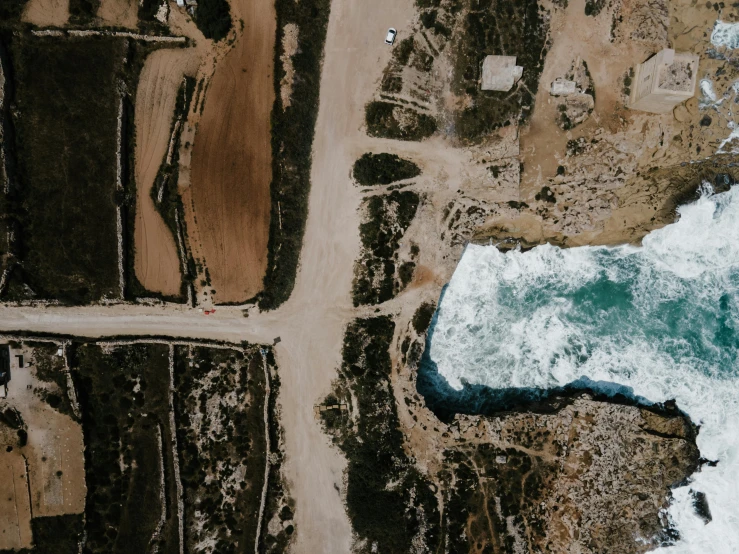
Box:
<box><xmin>429</xmin><ymin>187</ymin><xmax>739</xmax><ymax>552</ymax></box>
<box><xmin>711</xmin><ymin>21</ymin><xmax>739</xmax><ymax>50</ymax></box>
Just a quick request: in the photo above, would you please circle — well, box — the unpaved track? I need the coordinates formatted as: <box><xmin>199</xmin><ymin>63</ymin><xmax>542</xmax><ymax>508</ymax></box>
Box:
<box><xmin>134</xmin><ymin>48</ymin><xmax>199</xmax><ymax>297</ymax></box>
<box><xmin>189</xmin><ymin>0</ymin><xmax>276</xmax><ymax>304</ymax></box>
<box><xmin>0</xmin><ymin>0</ymin><xmax>417</xmax><ymax>551</ymax></box>
<box><xmin>97</xmin><ymin>0</ymin><xmax>138</xmax><ymax>29</ymax></box>
<box><xmin>22</xmin><ymin>0</ymin><xmax>69</xmax><ymax>26</ymax></box>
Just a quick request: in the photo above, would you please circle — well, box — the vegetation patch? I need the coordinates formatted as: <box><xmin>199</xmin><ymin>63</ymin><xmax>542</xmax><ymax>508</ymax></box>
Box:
<box><xmin>260</xmin><ymin>348</ymin><xmax>296</xmax><ymax>553</ymax></box>
<box><xmin>2</xmin><ymin>36</ymin><xmax>123</xmax><ymax>304</ymax></box>
<box><xmin>70</xmin><ymin>343</ymin><xmax>178</xmax><ymax>554</ymax></box>
<box><xmin>29</xmin><ymin>342</ymin><xmax>76</xmax><ymax>418</ymax></box>
<box><xmin>353</xmin><ymin>191</ymin><xmax>420</xmax><ymax>306</ymax></box>
<box><xmin>68</xmin><ymin>0</ymin><xmax>99</xmax><ymax>24</ymax></box>
<box><xmin>584</xmin><ymin>0</ymin><xmax>607</xmax><ymax>16</ymax></box>
<box><xmin>173</xmin><ymin>345</ymin><xmax>267</xmax><ymax>552</ymax></box>
<box><xmin>259</xmin><ymin>0</ymin><xmax>331</xmax><ymax>310</ymax></box>
<box><xmin>0</xmin><ymin>0</ymin><xmax>29</xmax><ymax>23</ymax></box>
<box><xmin>194</xmin><ymin>0</ymin><xmax>233</xmax><ymax>42</ymax></box>
<box><xmin>352</xmin><ymin>153</ymin><xmax>421</xmax><ymax>186</ymax></box>
<box><xmin>23</xmin><ymin>339</ymin><xmax>287</xmax><ymax>554</ymax></box>
<box><xmin>322</xmin><ymin>317</ymin><xmax>440</xmax><ymax>553</ymax></box>
<box><xmin>6</xmin><ymin>515</ymin><xmax>85</xmax><ymax>554</ymax></box>
<box><xmin>412</xmin><ymin>302</ymin><xmax>436</xmax><ymax>334</ymax></box>
<box><xmin>451</xmin><ymin>0</ymin><xmax>549</xmax><ymax>142</ymax></box>
<box><xmin>365</xmin><ymin>101</ymin><xmax>437</xmax><ymax>141</ymax></box>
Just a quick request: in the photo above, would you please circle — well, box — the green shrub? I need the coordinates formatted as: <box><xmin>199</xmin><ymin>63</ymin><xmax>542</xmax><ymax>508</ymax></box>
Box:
<box><xmin>535</xmin><ymin>186</ymin><xmax>556</xmax><ymax>203</ymax></box>
<box><xmin>412</xmin><ymin>302</ymin><xmax>436</xmax><ymax>334</ymax></box>
<box><xmin>7</xmin><ymin>37</ymin><xmax>122</xmax><ymax>303</ymax></box>
<box><xmin>420</xmin><ymin>10</ymin><xmax>438</xmax><ymax>28</ymax></box>
<box><xmin>352</xmin><ymin>153</ymin><xmax>421</xmax><ymax>186</ymax></box>
<box><xmin>68</xmin><ymin>0</ymin><xmax>99</xmax><ymax>23</ymax></box>
<box><xmin>194</xmin><ymin>0</ymin><xmax>233</xmax><ymax>41</ymax></box>
<box><xmin>331</xmin><ymin>317</ymin><xmax>441</xmax><ymax>552</ymax></box>
<box><xmin>365</xmin><ymin>101</ymin><xmax>437</xmax><ymax>141</ymax></box>
<box><xmin>0</xmin><ymin>0</ymin><xmax>29</xmax><ymax>22</ymax></box>
<box><xmin>393</xmin><ymin>37</ymin><xmax>415</xmax><ymax>66</ymax></box>
<box><xmin>584</xmin><ymin>0</ymin><xmax>605</xmax><ymax>16</ymax></box>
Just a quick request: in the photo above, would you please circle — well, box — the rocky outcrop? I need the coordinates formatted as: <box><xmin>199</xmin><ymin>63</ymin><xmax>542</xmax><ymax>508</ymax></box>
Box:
<box><xmin>433</xmin><ymin>394</ymin><xmax>700</xmax><ymax>553</ymax></box>
<box><xmin>332</xmin><ymin>311</ymin><xmax>702</xmax><ymax>553</ymax></box>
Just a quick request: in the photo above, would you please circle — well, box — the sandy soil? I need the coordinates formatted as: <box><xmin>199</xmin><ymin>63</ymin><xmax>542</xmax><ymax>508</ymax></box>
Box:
<box><xmin>22</xmin><ymin>0</ymin><xmax>69</xmax><ymax>27</ymax></box>
<box><xmin>6</xmin><ymin>344</ymin><xmax>86</xmax><ymax>517</ymax></box>
<box><xmin>97</xmin><ymin>0</ymin><xmax>138</xmax><ymax>29</ymax></box>
<box><xmin>189</xmin><ymin>0</ymin><xmax>276</xmax><ymax>304</ymax></box>
<box><xmin>519</xmin><ymin>0</ymin><xmax>661</xmax><ymax>198</ymax></box>
<box><xmin>133</xmin><ymin>48</ymin><xmax>199</xmax><ymax>297</ymax></box>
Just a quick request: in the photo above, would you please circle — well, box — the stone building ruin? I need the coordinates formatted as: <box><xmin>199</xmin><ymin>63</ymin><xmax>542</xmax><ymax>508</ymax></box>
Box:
<box><xmin>629</xmin><ymin>48</ymin><xmax>699</xmax><ymax>113</ymax></box>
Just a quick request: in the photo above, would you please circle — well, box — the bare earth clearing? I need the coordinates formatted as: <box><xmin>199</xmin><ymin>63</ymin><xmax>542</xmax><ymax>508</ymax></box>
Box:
<box><xmin>0</xmin><ymin>343</ymin><xmax>85</xmax><ymax>550</ymax></box>
<box><xmin>97</xmin><ymin>0</ymin><xmax>138</xmax><ymax>29</ymax></box>
<box><xmin>134</xmin><ymin>48</ymin><xmax>199</xmax><ymax>297</ymax></box>
<box><xmin>189</xmin><ymin>0</ymin><xmax>276</xmax><ymax>303</ymax></box>
<box><xmin>21</xmin><ymin>0</ymin><xmax>69</xmax><ymax>27</ymax></box>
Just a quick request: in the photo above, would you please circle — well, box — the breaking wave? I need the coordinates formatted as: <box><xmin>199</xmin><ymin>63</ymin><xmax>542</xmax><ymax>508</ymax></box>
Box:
<box><xmin>423</xmin><ymin>186</ymin><xmax>739</xmax><ymax>552</ymax></box>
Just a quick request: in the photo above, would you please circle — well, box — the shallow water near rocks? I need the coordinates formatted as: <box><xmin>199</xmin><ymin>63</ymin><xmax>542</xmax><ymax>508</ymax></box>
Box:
<box><xmin>421</xmin><ymin>186</ymin><xmax>739</xmax><ymax>552</ymax></box>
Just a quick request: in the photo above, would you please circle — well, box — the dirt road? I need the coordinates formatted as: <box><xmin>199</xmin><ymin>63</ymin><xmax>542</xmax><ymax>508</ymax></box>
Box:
<box><xmin>1</xmin><ymin>0</ymin><xmax>417</xmax><ymax>551</ymax></box>
<box><xmin>189</xmin><ymin>0</ymin><xmax>276</xmax><ymax>304</ymax></box>
<box><xmin>134</xmin><ymin>48</ymin><xmax>199</xmax><ymax>297</ymax></box>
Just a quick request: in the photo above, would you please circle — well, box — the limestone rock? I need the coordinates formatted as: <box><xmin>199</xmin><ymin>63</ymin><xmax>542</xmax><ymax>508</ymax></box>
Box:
<box><xmin>440</xmin><ymin>394</ymin><xmax>701</xmax><ymax>553</ymax></box>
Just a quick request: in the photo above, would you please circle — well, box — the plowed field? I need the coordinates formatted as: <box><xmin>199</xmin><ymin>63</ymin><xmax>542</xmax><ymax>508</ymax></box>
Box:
<box><xmin>134</xmin><ymin>49</ymin><xmax>199</xmax><ymax>297</ymax></box>
<box><xmin>190</xmin><ymin>0</ymin><xmax>275</xmax><ymax>303</ymax></box>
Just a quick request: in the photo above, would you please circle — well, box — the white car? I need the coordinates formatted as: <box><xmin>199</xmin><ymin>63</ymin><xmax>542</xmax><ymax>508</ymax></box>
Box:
<box><xmin>385</xmin><ymin>28</ymin><xmax>397</xmax><ymax>45</ymax></box>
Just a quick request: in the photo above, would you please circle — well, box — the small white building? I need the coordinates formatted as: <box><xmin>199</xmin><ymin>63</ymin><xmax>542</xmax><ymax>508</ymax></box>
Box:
<box><xmin>550</xmin><ymin>78</ymin><xmax>577</xmax><ymax>96</ymax></box>
<box><xmin>481</xmin><ymin>55</ymin><xmax>523</xmax><ymax>92</ymax></box>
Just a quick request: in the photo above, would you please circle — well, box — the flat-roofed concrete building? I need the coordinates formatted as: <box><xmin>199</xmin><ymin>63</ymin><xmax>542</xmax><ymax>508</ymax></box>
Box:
<box><xmin>481</xmin><ymin>55</ymin><xmax>523</xmax><ymax>91</ymax></box>
<box><xmin>551</xmin><ymin>78</ymin><xmax>577</xmax><ymax>96</ymax></box>
<box><xmin>629</xmin><ymin>49</ymin><xmax>699</xmax><ymax>113</ymax></box>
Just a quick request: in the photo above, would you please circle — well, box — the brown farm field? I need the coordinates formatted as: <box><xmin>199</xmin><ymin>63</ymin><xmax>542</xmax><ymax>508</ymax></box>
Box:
<box><xmin>133</xmin><ymin>48</ymin><xmax>198</xmax><ymax>298</ymax></box>
<box><xmin>97</xmin><ymin>0</ymin><xmax>138</xmax><ymax>28</ymax></box>
<box><xmin>21</xmin><ymin>0</ymin><xmax>69</xmax><ymax>26</ymax></box>
<box><xmin>190</xmin><ymin>0</ymin><xmax>276</xmax><ymax>304</ymax></box>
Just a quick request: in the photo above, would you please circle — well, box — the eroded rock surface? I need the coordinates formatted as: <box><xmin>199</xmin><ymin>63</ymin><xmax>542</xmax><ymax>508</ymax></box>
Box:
<box><xmin>440</xmin><ymin>395</ymin><xmax>700</xmax><ymax>553</ymax></box>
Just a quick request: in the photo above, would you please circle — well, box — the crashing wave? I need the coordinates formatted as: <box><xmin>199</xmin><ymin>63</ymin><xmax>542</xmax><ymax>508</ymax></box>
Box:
<box><xmin>428</xmin><ymin>186</ymin><xmax>739</xmax><ymax>553</ymax></box>
<box><xmin>711</xmin><ymin>21</ymin><xmax>739</xmax><ymax>50</ymax></box>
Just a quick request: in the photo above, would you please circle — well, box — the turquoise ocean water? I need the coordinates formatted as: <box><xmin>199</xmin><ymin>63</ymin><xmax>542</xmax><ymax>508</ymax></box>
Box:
<box><xmin>424</xmin><ymin>187</ymin><xmax>739</xmax><ymax>552</ymax></box>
